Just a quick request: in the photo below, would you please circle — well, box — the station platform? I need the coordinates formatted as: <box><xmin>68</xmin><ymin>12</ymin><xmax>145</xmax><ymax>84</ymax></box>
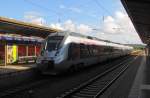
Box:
<box><xmin>100</xmin><ymin>51</ymin><xmax>148</xmax><ymax>98</ymax></box>
<box><xmin>0</xmin><ymin>64</ymin><xmax>37</xmax><ymax>90</ymax></box>
<box><xmin>0</xmin><ymin>64</ymin><xmax>36</xmax><ymax>75</ymax></box>
<box><xmin>128</xmin><ymin>53</ymin><xmax>150</xmax><ymax>98</ymax></box>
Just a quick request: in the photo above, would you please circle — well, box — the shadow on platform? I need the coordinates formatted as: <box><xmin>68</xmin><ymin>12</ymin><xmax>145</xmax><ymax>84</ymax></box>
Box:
<box><xmin>140</xmin><ymin>55</ymin><xmax>150</xmax><ymax>98</ymax></box>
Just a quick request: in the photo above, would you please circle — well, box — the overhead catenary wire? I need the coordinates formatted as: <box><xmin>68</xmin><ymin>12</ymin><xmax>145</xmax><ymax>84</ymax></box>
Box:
<box><xmin>23</xmin><ymin>0</ymin><xmax>105</xmax><ymax>25</ymax></box>
<box><xmin>94</xmin><ymin>0</ymin><xmax>112</xmax><ymax>16</ymax></box>
<box><xmin>23</xmin><ymin>0</ymin><xmax>62</xmax><ymax>16</ymax></box>
<box><xmin>23</xmin><ymin>0</ymin><xmax>124</xmax><ymax>33</ymax></box>
<box><xmin>23</xmin><ymin>0</ymin><xmax>63</xmax><ymax>23</ymax></box>
<box><xmin>93</xmin><ymin>0</ymin><xmax>126</xmax><ymax>31</ymax></box>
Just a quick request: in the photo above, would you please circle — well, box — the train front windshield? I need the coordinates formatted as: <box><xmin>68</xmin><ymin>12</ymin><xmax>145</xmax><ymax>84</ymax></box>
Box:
<box><xmin>45</xmin><ymin>36</ymin><xmax>64</xmax><ymax>51</ymax></box>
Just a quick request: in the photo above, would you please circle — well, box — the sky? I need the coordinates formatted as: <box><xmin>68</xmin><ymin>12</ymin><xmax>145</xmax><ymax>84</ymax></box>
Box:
<box><xmin>0</xmin><ymin>0</ymin><xmax>143</xmax><ymax>44</ymax></box>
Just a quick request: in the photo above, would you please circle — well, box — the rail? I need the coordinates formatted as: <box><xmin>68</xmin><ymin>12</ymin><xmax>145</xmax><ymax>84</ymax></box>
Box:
<box><xmin>57</xmin><ymin>56</ymin><xmax>138</xmax><ymax>98</ymax></box>
<box><xmin>0</xmin><ymin>55</ymin><xmax>136</xmax><ymax>97</ymax></box>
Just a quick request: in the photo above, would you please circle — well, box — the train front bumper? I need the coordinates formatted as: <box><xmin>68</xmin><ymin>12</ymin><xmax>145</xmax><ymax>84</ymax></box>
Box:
<box><xmin>36</xmin><ymin>59</ymin><xmax>54</xmax><ymax>70</ymax></box>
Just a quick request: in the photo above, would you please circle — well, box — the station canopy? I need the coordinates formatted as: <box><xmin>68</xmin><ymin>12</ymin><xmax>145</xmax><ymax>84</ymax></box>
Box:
<box><xmin>121</xmin><ymin>0</ymin><xmax>150</xmax><ymax>44</ymax></box>
<box><xmin>0</xmin><ymin>34</ymin><xmax>43</xmax><ymax>44</ymax></box>
<box><xmin>0</xmin><ymin>17</ymin><xmax>60</xmax><ymax>38</ymax></box>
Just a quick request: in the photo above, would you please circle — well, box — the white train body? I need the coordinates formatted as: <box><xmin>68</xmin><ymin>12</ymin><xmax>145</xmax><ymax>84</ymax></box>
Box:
<box><xmin>36</xmin><ymin>32</ymin><xmax>133</xmax><ymax>74</ymax></box>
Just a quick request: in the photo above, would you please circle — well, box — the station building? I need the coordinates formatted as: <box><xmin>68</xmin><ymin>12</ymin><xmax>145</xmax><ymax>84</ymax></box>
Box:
<box><xmin>0</xmin><ymin>17</ymin><xmax>59</xmax><ymax>66</ymax></box>
<box><xmin>0</xmin><ymin>34</ymin><xmax>42</xmax><ymax>65</ymax></box>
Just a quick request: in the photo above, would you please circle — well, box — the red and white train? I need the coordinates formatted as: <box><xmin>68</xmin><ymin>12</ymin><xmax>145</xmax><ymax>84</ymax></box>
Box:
<box><xmin>36</xmin><ymin>32</ymin><xmax>133</xmax><ymax>74</ymax></box>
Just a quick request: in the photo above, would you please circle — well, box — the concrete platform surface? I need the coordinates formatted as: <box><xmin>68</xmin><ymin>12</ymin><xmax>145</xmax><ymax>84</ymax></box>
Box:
<box><xmin>100</xmin><ymin>51</ymin><xmax>145</xmax><ymax>98</ymax></box>
<box><xmin>0</xmin><ymin>64</ymin><xmax>36</xmax><ymax>75</ymax></box>
<box><xmin>0</xmin><ymin>64</ymin><xmax>37</xmax><ymax>90</ymax></box>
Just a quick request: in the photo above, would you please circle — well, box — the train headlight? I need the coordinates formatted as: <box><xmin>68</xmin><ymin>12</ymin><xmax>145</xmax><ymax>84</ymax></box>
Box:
<box><xmin>55</xmin><ymin>51</ymin><xmax>59</xmax><ymax>56</ymax></box>
<box><xmin>36</xmin><ymin>56</ymin><xmax>42</xmax><ymax>64</ymax></box>
<box><xmin>54</xmin><ymin>55</ymin><xmax>63</xmax><ymax>64</ymax></box>
<box><xmin>36</xmin><ymin>58</ymin><xmax>41</xmax><ymax>64</ymax></box>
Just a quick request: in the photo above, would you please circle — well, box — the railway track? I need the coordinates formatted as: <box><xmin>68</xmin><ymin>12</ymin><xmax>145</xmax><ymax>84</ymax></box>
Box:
<box><xmin>0</xmin><ymin>56</ymin><xmax>135</xmax><ymax>98</ymax></box>
<box><xmin>57</xmin><ymin>56</ymin><xmax>138</xmax><ymax>98</ymax></box>
<box><xmin>0</xmin><ymin>75</ymin><xmax>51</xmax><ymax>98</ymax></box>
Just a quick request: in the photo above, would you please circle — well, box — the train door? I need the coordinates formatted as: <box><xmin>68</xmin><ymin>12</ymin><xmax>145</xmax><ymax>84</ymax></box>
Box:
<box><xmin>68</xmin><ymin>43</ymin><xmax>80</xmax><ymax>60</ymax></box>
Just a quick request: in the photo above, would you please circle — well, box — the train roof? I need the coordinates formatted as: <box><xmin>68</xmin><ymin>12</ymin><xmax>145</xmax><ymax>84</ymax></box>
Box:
<box><xmin>48</xmin><ymin>31</ymin><xmax>131</xmax><ymax>47</ymax></box>
<box><xmin>49</xmin><ymin>32</ymin><xmax>108</xmax><ymax>41</ymax></box>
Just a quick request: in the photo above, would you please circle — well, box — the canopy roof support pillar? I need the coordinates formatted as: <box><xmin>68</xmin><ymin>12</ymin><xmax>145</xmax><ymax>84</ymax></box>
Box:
<box><xmin>4</xmin><ymin>42</ymin><xmax>7</xmax><ymax>66</ymax></box>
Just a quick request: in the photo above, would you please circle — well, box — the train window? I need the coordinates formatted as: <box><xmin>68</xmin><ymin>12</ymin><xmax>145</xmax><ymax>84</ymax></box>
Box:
<box><xmin>97</xmin><ymin>46</ymin><xmax>103</xmax><ymax>55</ymax></box>
<box><xmin>87</xmin><ymin>45</ymin><xmax>93</xmax><ymax>56</ymax></box>
<box><xmin>92</xmin><ymin>46</ymin><xmax>99</xmax><ymax>56</ymax></box>
<box><xmin>46</xmin><ymin>42</ymin><xmax>58</xmax><ymax>51</ymax></box>
<box><xmin>68</xmin><ymin>43</ymin><xmax>80</xmax><ymax>60</ymax></box>
<box><xmin>88</xmin><ymin>45</ymin><xmax>94</xmax><ymax>56</ymax></box>
<box><xmin>113</xmin><ymin>47</ymin><xmax>121</xmax><ymax>53</ymax></box>
<box><xmin>80</xmin><ymin>44</ymin><xmax>90</xmax><ymax>58</ymax></box>
<box><xmin>109</xmin><ymin>47</ymin><xmax>113</xmax><ymax>52</ymax></box>
<box><xmin>48</xmin><ymin>36</ymin><xmax>64</xmax><ymax>40</ymax></box>
<box><xmin>46</xmin><ymin>36</ymin><xmax>64</xmax><ymax>51</ymax></box>
<box><xmin>103</xmin><ymin>46</ymin><xmax>112</xmax><ymax>54</ymax></box>
<box><xmin>105</xmin><ymin>46</ymin><xmax>112</xmax><ymax>53</ymax></box>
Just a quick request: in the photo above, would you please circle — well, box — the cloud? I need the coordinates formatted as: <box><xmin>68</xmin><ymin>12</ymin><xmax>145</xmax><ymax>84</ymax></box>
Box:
<box><xmin>102</xmin><ymin>11</ymin><xmax>136</xmax><ymax>35</ymax></box>
<box><xmin>50</xmin><ymin>23</ymin><xmax>64</xmax><ymax>30</ymax></box>
<box><xmin>23</xmin><ymin>11</ymin><xmax>142</xmax><ymax>44</ymax></box>
<box><xmin>50</xmin><ymin>19</ymin><xmax>92</xmax><ymax>34</ymax></box>
<box><xmin>29</xmin><ymin>17</ymin><xmax>45</xmax><ymax>26</ymax></box>
<box><xmin>102</xmin><ymin>16</ymin><xmax>119</xmax><ymax>34</ymax></box>
<box><xmin>97</xmin><ymin>11</ymin><xmax>142</xmax><ymax>44</ymax></box>
<box><xmin>24</xmin><ymin>11</ymin><xmax>46</xmax><ymax>26</ymax></box>
<box><xmin>77</xmin><ymin>24</ymin><xmax>92</xmax><ymax>33</ymax></box>
<box><xmin>49</xmin><ymin>11</ymin><xmax>142</xmax><ymax>44</ymax></box>
<box><xmin>63</xmin><ymin>20</ymin><xmax>76</xmax><ymax>32</ymax></box>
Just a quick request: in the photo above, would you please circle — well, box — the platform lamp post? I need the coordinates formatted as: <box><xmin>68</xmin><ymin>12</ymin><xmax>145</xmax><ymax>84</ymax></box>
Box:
<box><xmin>4</xmin><ymin>41</ymin><xmax>7</xmax><ymax>66</ymax></box>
